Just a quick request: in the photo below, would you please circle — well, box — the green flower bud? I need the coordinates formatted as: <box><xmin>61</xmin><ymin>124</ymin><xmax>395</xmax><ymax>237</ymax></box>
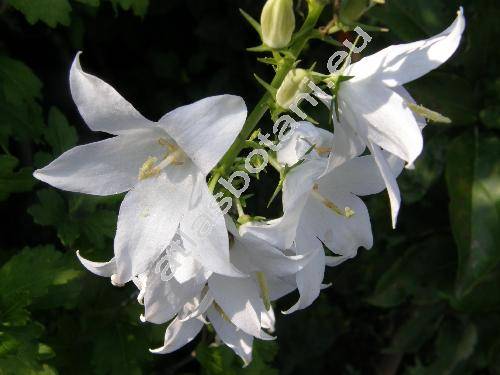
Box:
<box><xmin>340</xmin><ymin>0</ymin><xmax>384</xmax><ymax>24</ymax></box>
<box><xmin>276</xmin><ymin>68</ymin><xmax>311</xmax><ymax>109</ymax></box>
<box><xmin>260</xmin><ymin>0</ymin><xmax>295</xmax><ymax>49</ymax></box>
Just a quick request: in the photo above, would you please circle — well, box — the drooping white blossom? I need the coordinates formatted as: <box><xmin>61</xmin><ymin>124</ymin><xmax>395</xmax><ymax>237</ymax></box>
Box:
<box><xmin>321</xmin><ymin>8</ymin><xmax>465</xmax><ymax>226</ymax></box>
<box><xmin>34</xmin><ymin>53</ymin><xmax>247</xmax><ymax>284</ymax></box>
<box><xmin>242</xmin><ymin>122</ymin><xmax>403</xmax><ymax>312</ymax></box>
<box><xmin>145</xmin><ymin>218</ymin><xmax>311</xmax><ymax>365</ymax></box>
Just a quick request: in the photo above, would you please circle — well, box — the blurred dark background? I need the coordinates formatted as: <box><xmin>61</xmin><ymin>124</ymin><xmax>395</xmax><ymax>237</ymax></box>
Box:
<box><xmin>0</xmin><ymin>0</ymin><xmax>499</xmax><ymax>374</ymax></box>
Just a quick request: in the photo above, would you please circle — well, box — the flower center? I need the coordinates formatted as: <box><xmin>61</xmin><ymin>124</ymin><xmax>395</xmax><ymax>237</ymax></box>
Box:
<box><xmin>138</xmin><ymin>138</ymin><xmax>186</xmax><ymax>181</ymax></box>
<box><xmin>314</xmin><ymin>146</ymin><xmax>331</xmax><ymax>156</ymax></box>
<box><xmin>311</xmin><ymin>183</ymin><xmax>355</xmax><ymax>218</ymax></box>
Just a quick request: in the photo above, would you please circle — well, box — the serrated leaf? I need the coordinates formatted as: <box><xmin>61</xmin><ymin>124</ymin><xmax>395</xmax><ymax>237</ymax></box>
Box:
<box><xmin>0</xmin><ymin>56</ymin><xmax>42</xmax><ymax>105</ymax></box>
<box><xmin>29</xmin><ymin>190</ymin><xmax>117</xmax><ymax>247</ymax></box>
<box><xmin>28</xmin><ymin>189</ymin><xmax>80</xmax><ymax>245</ymax></box>
<box><xmin>0</xmin><ymin>322</ymin><xmax>57</xmax><ymax>375</ymax></box>
<box><xmin>44</xmin><ymin>107</ymin><xmax>78</xmax><ymax>155</ymax></box>
<box><xmin>0</xmin><ymin>56</ymin><xmax>44</xmax><ymax>143</ymax></box>
<box><xmin>0</xmin><ymin>155</ymin><xmax>35</xmax><ymax>201</ymax></box>
<box><xmin>0</xmin><ymin>246</ymin><xmax>82</xmax><ymax>325</ymax></box>
<box><xmin>6</xmin><ymin>0</ymin><xmax>72</xmax><ymax>27</ymax></box>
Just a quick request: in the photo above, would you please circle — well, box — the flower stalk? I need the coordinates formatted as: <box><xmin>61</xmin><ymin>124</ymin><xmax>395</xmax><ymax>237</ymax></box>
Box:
<box><xmin>212</xmin><ymin>1</ymin><xmax>326</xmax><ymax>184</ymax></box>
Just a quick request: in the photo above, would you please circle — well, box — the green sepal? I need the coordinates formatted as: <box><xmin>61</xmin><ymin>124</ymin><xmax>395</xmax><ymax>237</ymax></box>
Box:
<box><xmin>254</xmin><ymin>74</ymin><xmax>278</xmax><ymax>97</ymax></box>
<box><xmin>239</xmin><ymin>8</ymin><xmax>262</xmax><ymax>37</ymax></box>
<box><xmin>247</xmin><ymin>44</ymin><xmax>274</xmax><ymax>53</ymax></box>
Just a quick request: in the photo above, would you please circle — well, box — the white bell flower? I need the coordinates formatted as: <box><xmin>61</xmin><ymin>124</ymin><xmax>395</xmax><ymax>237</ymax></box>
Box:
<box><xmin>322</xmin><ymin>8</ymin><xmax>465</xmax><ymax>226</ymax></box>
<box><xmin>147</xmin><ymin>218</ymin><xmax>312</xmax><ymax>365</ymax></box>
<box><xmin>34</xmin><ymin>53</ymin><xmax>247</xmax><ymax>284</ymax></box>
<box><xmin>241</xmin><ymin>122</ymin><xmax>404</xmax><ymax>311</ymax></box>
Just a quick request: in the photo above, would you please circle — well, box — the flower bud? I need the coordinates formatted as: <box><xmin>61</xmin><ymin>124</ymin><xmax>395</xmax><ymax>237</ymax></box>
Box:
<box><xmin>276</xmin><ymin>68</ymin><xmax>311</xmax><ymax>109</ymax></box>
<box><xmin>260</xmin><ymin>0</ymin><xmax>295</xmax><ymax>49</ymax></box>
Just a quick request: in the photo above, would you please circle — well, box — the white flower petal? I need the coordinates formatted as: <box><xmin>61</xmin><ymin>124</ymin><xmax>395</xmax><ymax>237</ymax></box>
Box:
<box><xmin>267</xmin><ymin>276</ymin><xmax>297</xmax><ymax>301</ymax></box>
<box><xmin>319</xmin><ymin>154</ymin><xmax>404</xmax><ymax>196</ymax></box>
<box><xmin>341</xmin><ymin>82</ymin><xmax>423</xmax><ymax>166</ymax></box>
<box><xmin>150</xmin><ymin>316</ymin><xmax>204</xmax><ymax>354</ymax></box>
<box><xmin>143</xmin><ymin>268</ymin><xmax>205</xmax><ymax>324</ymax></box>
<box><xmin>325</xmin><ymin>255</ymin><xmax>351</xmax><ymax>267</ymax></box>
<box><xmin>159</xmin><ymin>95</ymin><xmax>247</xmax><ymax>175</ymax></box>
<box><xmin>240</xmin><ymin>159</ymin><xmax>324</xmax><ymax>249</ymax></box>
<box><xmin>367</xmin><ymin>142</ymin><xmax>401</xmax><ymax>228</ymax></box>
<box><xmin>302</xmin><ymin>191</ymin><xmax>373</xmax><ymax>254</ymax></box>
<box><xmin>347</xmin><ymin>8</ymin><xmax>465</xmax><ymax>87</ymax></box>
<box><xmin>180</xmin><ymin>171</ymin><xmax>244</xmax><ymax>278</ymax></box>
<box><xmin>231</xmin><ymin>232</ymin><xmax>311</xmax><ymax>277</ymax></box>
<box><xmin>206</xmin><ymin>307</ymin><xmax>253</xmax><ymax>366</ymax></box>
<box><xmin>325</xmin><ymin>120</ymin><xmax>366</xmax><ymax>172</ymax></box>
<box><xmin>114</xmin><ymin>167</ymin><xmax>194</xmax><ymax>283</ymax></box>
<box><xmin>283</xmin><ymin>257</ymin><xmax>324</xmax><ymax>315</ymax></box>
<box><xmin>70</xmin><ymin>52</ymin><xmax>154</xmax><ymax>135</ymax></box>
<box><xmin>277</xmin><ymin>121</ymin><xmax>333</xmax><ymax>166</ymax></box>
<box><xmin>170</xmin><ymin>245</ymin><xmax>211</xmax><ymax>284</ymax></box>
<box><xmin>393</xmin><ymin>86</ymin><xmax>427</xmax><ymax>130</ymax></box>
<box><xmin>179</xmin><ymin>290</ymin><xmax>214</xmax><ymax>322</ymax></box>
<box><xmin>76</xmin><ymin>251</ymin><xmax>115</xmax><ymax>277</ymax></box>
<box><xmin>208</xmin><ymin>274</ymin><xmax>273</xmax><ymax>340</ymax></box>
<box><xmin>260</xmin><ymin>307</ymin><xmax>275</xmax><ymax>333</ymax></box>
<box><xmin>34</xmin><ymin>130</ymin><xmax>164</xmax><ymax>196</ymax></box>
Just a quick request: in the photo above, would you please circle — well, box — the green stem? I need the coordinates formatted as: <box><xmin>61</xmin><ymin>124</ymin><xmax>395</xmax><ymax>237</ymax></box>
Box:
<box><xmin>234</xmin><ymin>197</ymin><xmax>245</xmax><ymax>218</ymax></box>
<box><xmin>214</xmin><ymin>2</ymin><xmax>326</xmax><ymax>180</ymax></box>
<box><xmin>268</xmin><ymin>154</ymin><xmax>282</xmax><ymax>172</ymax></box>
<box><xmin>256</xmin><ymin>271</ymin><xmax>271</xmax><ymax>311</ymax></box>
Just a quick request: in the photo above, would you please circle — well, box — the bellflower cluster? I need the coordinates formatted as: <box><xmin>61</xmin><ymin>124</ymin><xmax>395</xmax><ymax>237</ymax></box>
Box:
<box><xmin>34</xmin><ymin>0</ymin><xmax>465</xmax><ymax>366</ymax></box>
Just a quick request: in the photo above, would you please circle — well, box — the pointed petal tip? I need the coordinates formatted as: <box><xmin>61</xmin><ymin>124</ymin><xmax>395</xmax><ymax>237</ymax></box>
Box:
<box><xmin>110</xmin><ymin>273</ymin><xmax>126</xmax><ymax>287</ymax></box>
<box><xmin>391</xmin><ymin>216</ymin><xmax>398</xmax><ymax>230</ymax></box>
<box><xmin>76</xmin><ymin>250</ymin><xmax>117</xmax><ymax>278</ymax></box>
<box><xmin>71</xmin><ymin>51</ymin><xmax>83</xmax><ymax>73</ymax></box>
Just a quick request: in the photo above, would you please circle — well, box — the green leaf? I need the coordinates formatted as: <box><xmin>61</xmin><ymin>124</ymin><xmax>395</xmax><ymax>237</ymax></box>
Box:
<box><xmin>399</xmin><ymin>132</ymin><xmax>447</xmax><ymax>203</ymax></box>
<box><xmin>0</xmin><ymin>155</ymin><xmax>35</xmax><ymax>202</ymax></box>
<box><xmin>196</xmin><ymin>340</ymin><xmax>278</xmax><ymax>374</ymax></box>
<box><xmin>0</xmin><ymin>56</ymin><xmax>42</xmax><ymax>105</ymax></box>
<box><xmin>28</xmin><ymin>189</ymin><xmax>80</xmax><ymax>246</ymax></box>
<box><xmin>480</xmin><ymin>106</ymin><xmax>500</xmax><ymax>130</ymax></box>
<box><xmin>109</xmin><ymin>0</ymin><xmax>149</xmax><ymax>17</ymax></box>
<box><xmin>43</xmin><ymin>107</ymin><xmax>78</xmax><ymax>155</ymax></box>
<box><xmin>415</xmin><ymin>320</ymin><xmax>478</xmax><ymax>374</ymax></box>
<box><xmin>368</xmin><ymin>235</ymin><xmax>455</xmax><ymax>308</ymax></box>
<box><xmin>0</xmin><ymin>322</ymin><xmax>57</xmax><ymax>375</ymax></box>
<box><xmin>385</xmin><ymin>304</ymin><xmax>445</xmax><ymax>354</ymax></box>
<box><xmin>446</xmin><ymin>132</ymin><xmax>500</xmax><ymax>300</ymax></box>
<box><xmin>0</xmin><ymin>246</ymin><xmax>82</xmax><ymax>325</ymax></box>
<box><xmin>367</xmin><ymin>0</ymin><xmax>460</xmax><ymax>40</ymax></box>
<box><xmin>0</xmin><ymin>56</ymin><xmax>44</xmax><ymax>144</ymax></box>
<box><xmin>6</xmin><ymin>0</ymin><xmax>72</xmax><ymax>27</ymax></box>
<box><xmin>29</xmin><ymin>190</ymin><xmax>118</xmax><ymax>248</ymax></box>
<box><xmin>75</xmin><ymin>0</ymin><xmax>100</xmax><ymax>6</ymax></box>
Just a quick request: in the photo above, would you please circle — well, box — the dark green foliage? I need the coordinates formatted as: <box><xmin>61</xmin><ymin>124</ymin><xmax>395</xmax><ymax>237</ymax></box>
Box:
<box><xmin>0</xmin><ymin>0</ymin><xmax>499</xmax><ymax>374</ymax></box>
